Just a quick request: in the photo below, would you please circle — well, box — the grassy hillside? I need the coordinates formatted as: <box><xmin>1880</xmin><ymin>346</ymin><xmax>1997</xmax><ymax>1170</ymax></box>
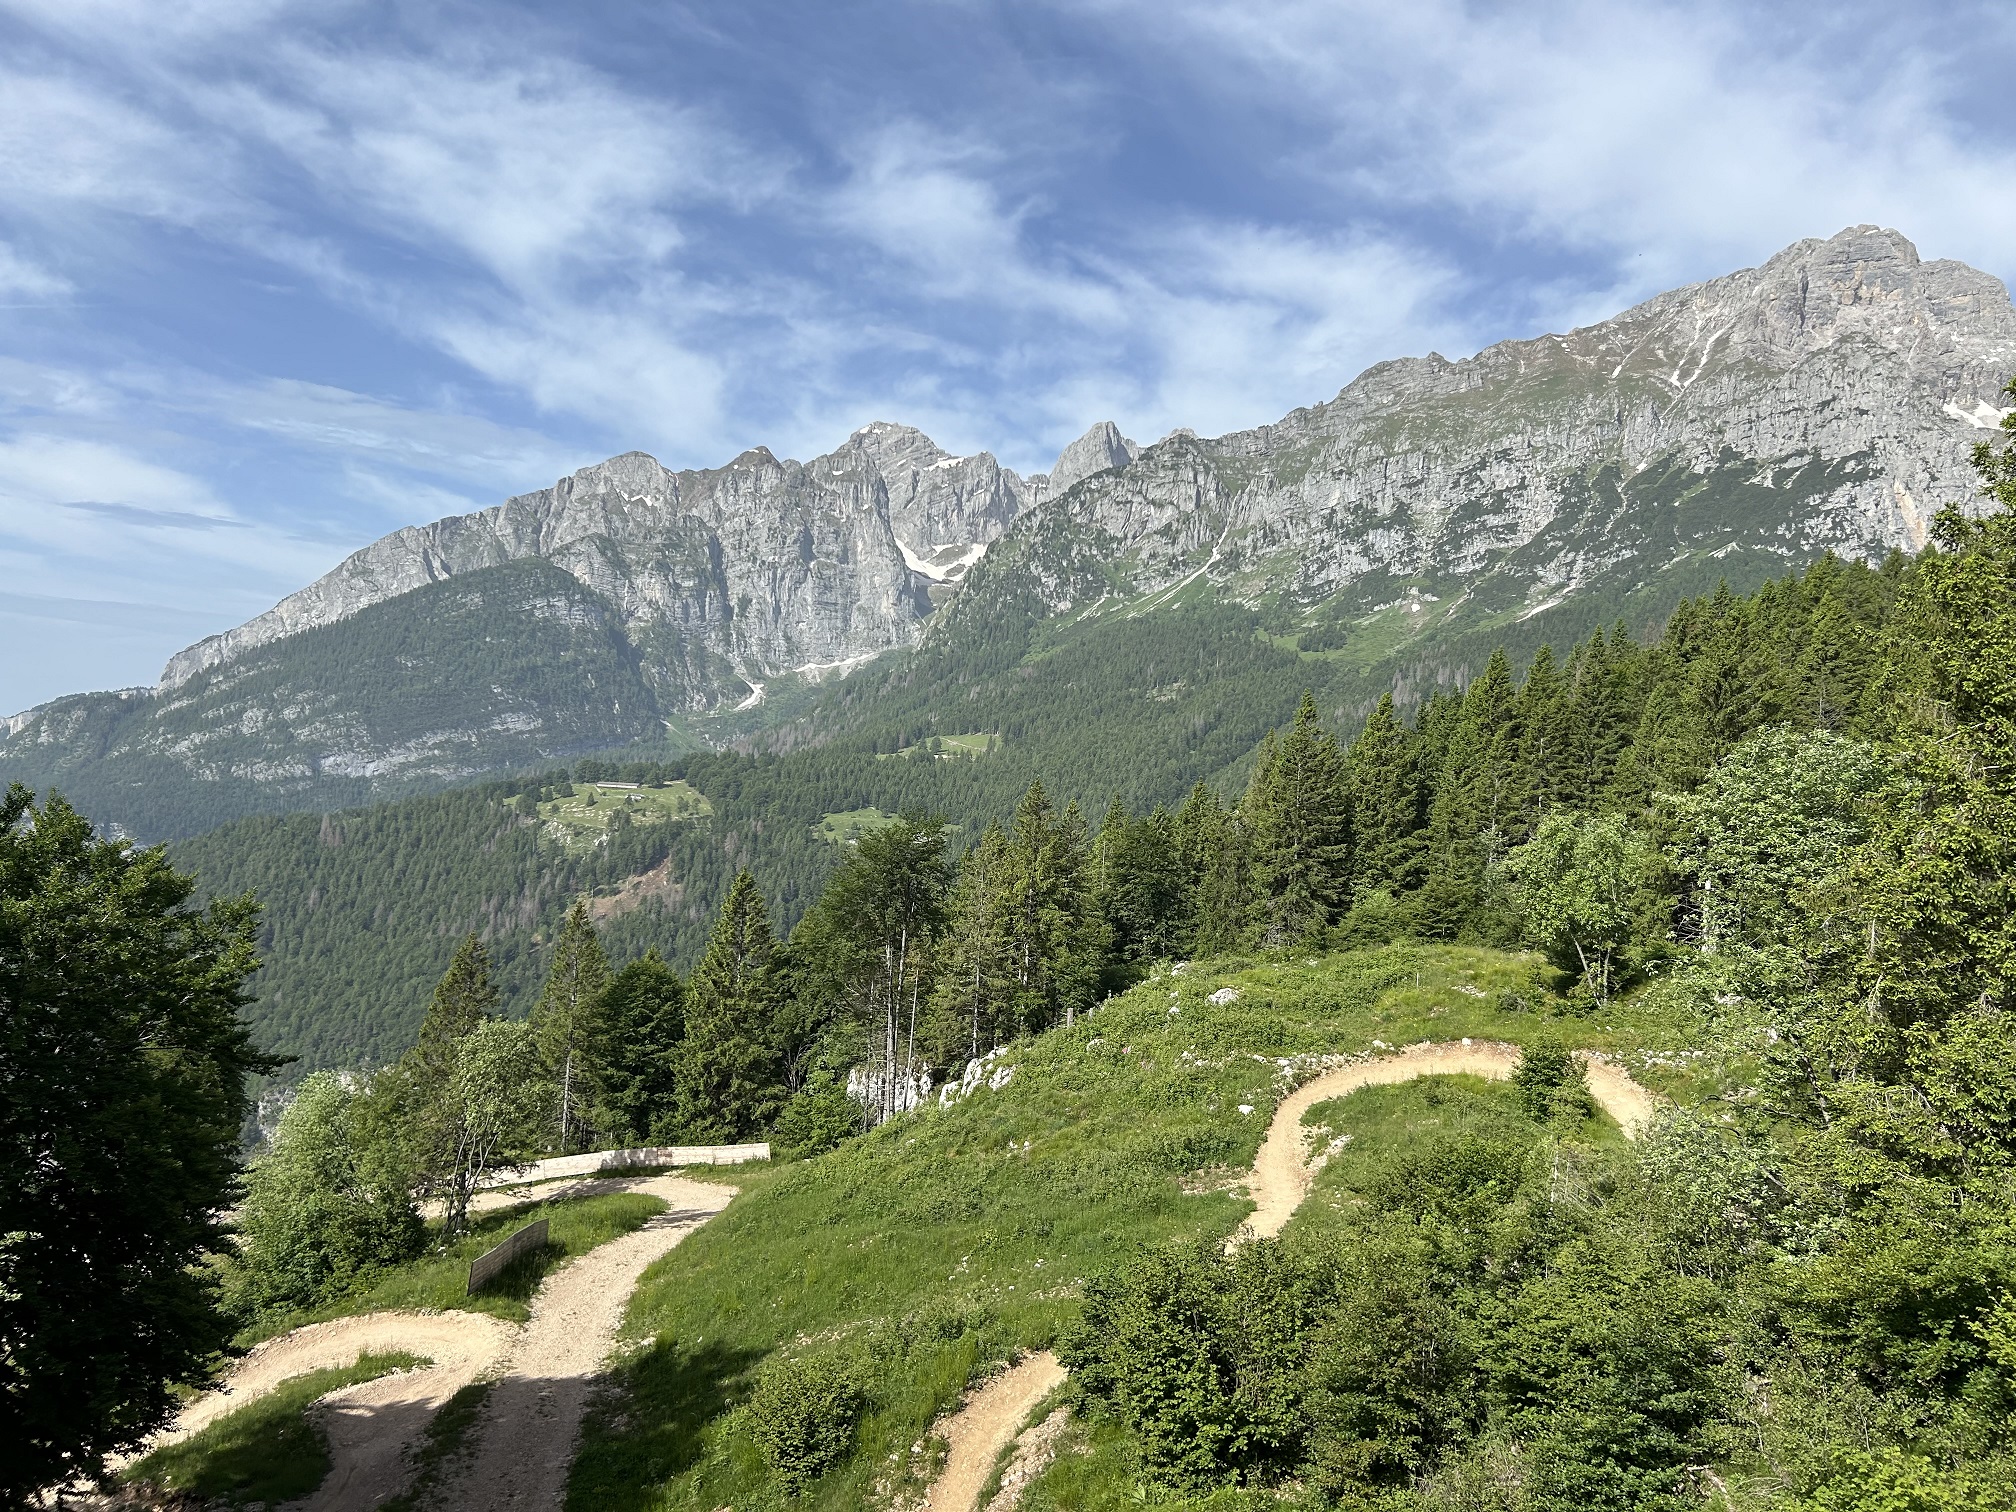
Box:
<box><xmin>567</xmin><ymin>944</ymin><xmax>1696</xmax><ymax>1511</ymax></box>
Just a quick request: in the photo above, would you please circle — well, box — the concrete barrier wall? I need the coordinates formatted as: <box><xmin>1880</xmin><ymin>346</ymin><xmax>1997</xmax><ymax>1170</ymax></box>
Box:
<box><xmin>477</xmin><ymin>1143</ymin><xmax>770</xmax><ymax>1190</ymax></box>
<box><xmin>468</xmin><ymin>1218</ymin><xmax>548</xmax><ymax>1293</ymax></box>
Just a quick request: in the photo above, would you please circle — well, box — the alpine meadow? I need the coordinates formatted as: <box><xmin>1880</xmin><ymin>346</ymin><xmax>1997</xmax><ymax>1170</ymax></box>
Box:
<box><xmin>9</xmin><ymin>212</ymin><xmax>2016</xmax><ymax>1512</ymax></box>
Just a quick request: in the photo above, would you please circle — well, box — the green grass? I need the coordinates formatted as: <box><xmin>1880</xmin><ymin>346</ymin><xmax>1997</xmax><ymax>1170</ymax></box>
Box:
<box><xmin>882</xmin><ymin>732</ymin><xmax>998</xmax><ymax>760</ymax></box>
<box><xmin>240</xmin><ymin>1191</ymin><xmax>667</xmax><ymax>1344</ymax></box>
<box><xmin>815</xmin><ymin>806</ymin><xmax>897</xmax><ymax>844</ymax></box>
<box><xmin>539</xmin><ymin>781</ymin><xmax>711</xmax><ymax>853</ymax></box>
<box><xmin>123</xmin><ymin>1351</ymin><xmax>428</xmax><ymax>1506</ymax></box>
<box><xmin>567</xmin><ymin>944</ymin><xmax>1699</xmax><ymax>1512</ymax></box>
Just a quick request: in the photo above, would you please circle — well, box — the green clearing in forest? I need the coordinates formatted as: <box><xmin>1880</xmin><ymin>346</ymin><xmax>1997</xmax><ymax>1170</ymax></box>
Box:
<box><xmin>883</xmin><ymin>732</ymin><xmax>998</xmax><ymax>760</ymax></box>
<box><xmin>539</xmin><ymin>781</ymin><xmax>711</xmax><ymax>853</ymax></box>
<box><xmin>566</xmin><ymin>944</ymin><xmax>1695</xmax><ymax>1512</ymax></box>
<box><xmin>123</xmin><ymin>1351</ymin><xmax>427</xmax><ymax>1506</ymax></box>
<box><xmin>816</xmin><ymin>806</ymin><xmax>897</xmax><ymax>844</ymax></box>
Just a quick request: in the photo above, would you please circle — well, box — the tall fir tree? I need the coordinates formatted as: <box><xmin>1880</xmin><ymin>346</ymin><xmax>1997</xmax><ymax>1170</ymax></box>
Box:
<box><xmin>530</xmin><ymin>900</ymin><xmax>609</xmax><ymax>1154</ymax></box>
<box><xmin>1246</xmin><ymin>692</ymin><xmax>1352</xmax><ymax>948</ymax></box>
<box><xmin>384</xmin><ymin>933</ymin><xmax>499</xmax><ymax>1208</ymax></box>
<box><xmin>1001</xmin><ymin>781</ymin><xmax>1103</xmax><ymax>1030</ymax></box>
<box><xmin>1416</xmin><ymin>650</ymin><xmax>1523</xmax><ymax>936</ymax></box>
<box><xmin>674</xmin><ymin>870</ymin><xmax>780</xmax><ymax>1141</ymax></box>
<box><xmin>593</xmin><ymin>951</ymin><xmax>685</xmax><ymax>1144</ymax></box>
<box><xmin>1345</xmin><ymin>693</ymin><xmax>1423</xmax><ymax>892</ymax></box>
<box><xmin>935</xmin><ymin>819</ymin><xmax>1015</xmax><ymax>1059</ymax></box>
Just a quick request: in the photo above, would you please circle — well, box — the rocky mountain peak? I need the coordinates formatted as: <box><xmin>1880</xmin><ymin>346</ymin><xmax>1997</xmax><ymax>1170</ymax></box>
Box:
<box><xmin>836</xmin><ymin>420</ymin><xmax>1035</xmax><ymax>564</ymax></box>
<box><xmin>1043</xmin><ymin>421</ymin><xmax>1141</xmax><ymax>499</ymax></box>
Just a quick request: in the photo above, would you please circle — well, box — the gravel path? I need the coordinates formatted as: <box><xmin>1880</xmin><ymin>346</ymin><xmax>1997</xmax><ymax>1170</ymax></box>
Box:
<box><xmin>1242</xmin><ymin>1039</ymin><xmax>1659</xmax><ymax>1241</ymax></box>
<box><xmin>130</xmin><ymin>1310</ymin><xmax>515</xmax><ymax>1510</ymax></box>
<box><xmin>921</xmin><ymin>1353</ymin><xmax>1069</xmax><ymax>1512</ymax></box>
<box><xmin>432</xmin><ymin>1173</ymin><xmax>735</xmax><ymax>1512</ymax></box>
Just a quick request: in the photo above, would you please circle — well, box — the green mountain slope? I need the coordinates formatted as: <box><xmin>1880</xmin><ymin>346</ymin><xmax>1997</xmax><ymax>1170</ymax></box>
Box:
<box><xmin>3</xmin><ymin>560</ymin><xmax>677</xmax><ymax>839</ymax></box>
<box><xmin>564</xmin><ymin>945</ymin><xmax>1701</xmax><ymax>1510</ymax></box>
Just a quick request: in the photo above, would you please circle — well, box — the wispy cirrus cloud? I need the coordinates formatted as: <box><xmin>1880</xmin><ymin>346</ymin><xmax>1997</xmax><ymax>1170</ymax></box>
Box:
<box><xmin>0</xmin><ymin>0</ymin><xmax>2013</xmax><ymax>710</ymax></box>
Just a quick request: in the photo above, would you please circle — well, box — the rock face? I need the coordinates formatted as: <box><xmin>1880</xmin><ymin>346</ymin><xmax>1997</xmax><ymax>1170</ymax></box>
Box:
<box><xmin>8</xmin><ymin>225</ymin><xmax>2013</xmax><ymax>837</ymax></box>
<box><xmin>945</xmin><ymin>226</ymin><xmax>2016</xmax><ymax>643</ymax></box>
<box><xmin>163</xmin><ymin>444</ymin><xmax>938</xmax><ymax>703</ymax></box>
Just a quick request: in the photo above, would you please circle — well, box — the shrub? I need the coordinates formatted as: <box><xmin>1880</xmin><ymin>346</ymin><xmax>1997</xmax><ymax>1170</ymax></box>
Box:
<box><xmin>1511</xmin><ymin>1036</ymin><xmax>1588</xmax><ymax>1124</ymax></box>
<box><xmin>744</xmin><ymin>1351</ymin><xmax>865</xmax><ymax>1491</ymax></box>
<box><xmin>771</xmin><ymin>1078</ymin><xmax>862</xmax><ymax>1161</ymax></box>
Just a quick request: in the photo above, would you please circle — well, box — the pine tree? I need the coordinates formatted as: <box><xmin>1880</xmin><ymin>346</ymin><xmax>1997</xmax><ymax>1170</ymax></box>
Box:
<box><xmin>1246</xmin><ymin>692</ymin><xmax>1352</xmax><ymax>948</ymax></box>
<box><xmin>1415</xmin><ymin>651</ymin><xmax>1523</xmax><ymax>935</ymax></box>
<box><xmin>936</xmin><ymin>820</ymin><xmax>1015</xmax><ymax>1058</ymax></box>
<box><xmin>1795</xmin><ymin>586</ymin><xmax>1878</xmax><ymax>731</ymax></box>
<box><xmin>1345</xmin><ymin>693</ymin><xmax>1423</xmax><ymax>892</ymax></box>
<box><xmin>386</xmin><ymin>933</ymin><xmax>498</xmax><ymax>1211</ymax></box>
<box><xmin>530</xmin><ymin>900</ymin><xmax>609</xmax><ymax>1154</ymax></box>
<box><xmin>1099</xmin><ymin>804</ymin><xmax>1189</xmax><ymax>973</ymax></box>
<box><xmin>674</xmin><ymin>870</ymin><xmax>780</xmax><ymax>1141</ymax></box>
<box><xmin>411</xmin><ymin>933</ymin><xmax>496</xmax><ymax>1091</ymax></box>
<box><xmin>1001</xmin><ymin>781</ymin><xmax>1102</xmax><ymax>1030</ymax></box>
<box><xmin>593</xmin><ymin>951</ymin><xmax>685</xmax><ymax>1144</ymax></box>
<box><xmin>1516</xmin><ymin>644</ymin><xmax>1577</xmax><ymax>823</ymax></box>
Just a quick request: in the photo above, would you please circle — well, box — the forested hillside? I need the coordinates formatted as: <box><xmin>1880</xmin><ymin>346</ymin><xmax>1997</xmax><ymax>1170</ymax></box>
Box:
<box><xmin>180</xmin><ymin>535</ymin><xmax>1902</xmax><ymax>1078</ymax></box>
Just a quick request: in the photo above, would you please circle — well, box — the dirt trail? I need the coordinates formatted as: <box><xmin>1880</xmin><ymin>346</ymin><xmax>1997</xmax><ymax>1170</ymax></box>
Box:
<box><xmin>432</xmin><ymin>1173</ymin><xmax>734</xmax><ymax>1512</ymax></box>
<box><xmin>1241</xmin><ymin>1041</ymin><xmax>1659</xmax><ymax>1241</ymax></box>
<box><xmin>132</xmin><ymin>1171</ymin><xmax>733</xmax><ymax>1512</ymax></box>
<box><xmin>156</xmin><ymin>1311</ymin><xmax>515</xmax><ymax>1448</ymax></box>
<box><xmin>921</xmin><ymin>1352</ymin><xmax>1069</xmax><ymax>1512</ymax></box>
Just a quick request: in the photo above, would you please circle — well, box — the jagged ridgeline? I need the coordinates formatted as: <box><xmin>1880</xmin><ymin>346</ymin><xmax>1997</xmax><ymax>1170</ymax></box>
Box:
<box><xmin>6</xmin><ymin>226</ymin><xmax>2012</xmax><ymax>840</ymax></box>
<box><xmin>175</xmin><ymin>549</ymin><xmax>1900</xmax><ymax>1075</ymax></box>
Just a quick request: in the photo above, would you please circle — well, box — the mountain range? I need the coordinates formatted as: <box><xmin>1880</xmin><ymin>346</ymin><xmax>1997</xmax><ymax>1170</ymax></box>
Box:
<box><xmin>5</xmin><ymin>224</ymin><xmax>2012</xmax><ymax>839</ymax></box>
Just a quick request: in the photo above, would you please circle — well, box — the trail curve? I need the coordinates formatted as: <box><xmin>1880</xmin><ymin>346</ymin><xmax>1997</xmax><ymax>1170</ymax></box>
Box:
<box><xmin>433</xmin><ymin>1172</ymin><xmax>734</xmax><ymax>1511</ymax></box>
<box><xmin>1242</xmin><ymin>1040</ymin><xmax>1658</xmax><ymax>1241</ymax></box>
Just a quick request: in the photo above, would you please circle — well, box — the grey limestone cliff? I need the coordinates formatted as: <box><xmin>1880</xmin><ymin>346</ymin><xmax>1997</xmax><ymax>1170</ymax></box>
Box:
<box><xmin>945</xmin><ymin>225</ymin><xmax>2016</xmax><ymax>646</ymax></box>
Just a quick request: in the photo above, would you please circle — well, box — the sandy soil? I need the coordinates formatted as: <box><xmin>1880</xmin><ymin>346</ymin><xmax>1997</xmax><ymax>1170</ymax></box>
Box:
<box><xmin>1241</xmin><ymin>1040</ymin><xmax>1659</xmax><ymax>1241</ymax></box>
<box><xmin>922</xmin><ymin>1352</ymin><xmax>1068</xmax><ymax>1512</ymax></box>
<box><xmin>432</xmin><ymin>1173</ymin><xmax>735</xmax><ymax>1512</ymax></box>
<box><xmin>980</xmin><ymin>1406</ymin><xmax>1072</xmax><ymax>1512</ymax></box>
<box><xmin>157</xmin><ymin>1311</ymin><xmax>516</xmax><ymax>1448</ymax></box>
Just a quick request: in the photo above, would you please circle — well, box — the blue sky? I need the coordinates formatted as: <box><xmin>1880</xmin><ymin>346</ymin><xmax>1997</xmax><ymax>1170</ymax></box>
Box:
<box><xmin>3</xmin><ymin>0</ymin><xmax>2014</xmax><ymax>713</ymax></box>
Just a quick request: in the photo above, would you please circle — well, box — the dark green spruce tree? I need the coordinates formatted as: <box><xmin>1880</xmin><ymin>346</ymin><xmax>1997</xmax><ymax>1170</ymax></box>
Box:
<box><xmin>593</xmin><ymin>951</ymin><xmax>685</xmax><ymax>1144</ymax></box>
<box><xmin>530</xmin><ymin>900</ymin><xmax>610</xmax><ymax>1154</ymax></box>
<box><xmin>1246</xmin><ymin>692</ymin><xmax>1352</xmax><ymax>948</ymax></box>
<box><xmin>674</xmin><ymin>870</ymin><xmax>781</xmax><ymax>1141</ymax></box>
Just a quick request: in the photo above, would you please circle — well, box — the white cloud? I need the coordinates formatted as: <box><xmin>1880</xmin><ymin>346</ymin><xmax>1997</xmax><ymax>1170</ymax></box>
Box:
<box><xmin>0</xmin><ymin>241</ymin><xmax>71</xmax><ymax>298</ymax></box>
<box><xmin>0</xmin><ymin>433</ymin><xmax>341</xmax><ymax>613</ymax></box>
<box><xmin>1098</xmin><ymin>0</ymin><xmax>2016</xmax><ymax>306</ymax></box>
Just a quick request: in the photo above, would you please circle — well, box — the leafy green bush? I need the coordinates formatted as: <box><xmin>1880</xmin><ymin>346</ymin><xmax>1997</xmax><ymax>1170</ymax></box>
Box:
<box><xmin>771</xmin><ymin>1077</ymin><xmax>861</xmax><ymax>1160</ymax></box>
<box><xmin>1511</xmin><ymin>1034</ymin><xmax>1589</xmax><ymax>1123</ymax></box>
<box><xmin>744</xmin><ymin>1351</ymin><xmax>866</xmax><ymax>1492</ymax></box>
<box><xmin>229</xmin><ymin>1072</ymin><xmax>422</xmax><ymax>1320</ymax></box>
<box><xmin>1065</xmin><ymin>1239</ymin><xmax>1322</xmax><ymax>1489</ymax></box>
<box><xmin>1797</xmin><ymin>1448</ymin><xmax>2015</xmax><ymax>1511</ymax></box>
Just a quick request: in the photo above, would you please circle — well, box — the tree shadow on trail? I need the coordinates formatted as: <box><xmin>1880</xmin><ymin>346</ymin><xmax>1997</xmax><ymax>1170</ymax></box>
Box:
<box><xmin>568</xmin><ymin>1336</ymin><xmax>764</xmax><ymax>1511</ymax></box>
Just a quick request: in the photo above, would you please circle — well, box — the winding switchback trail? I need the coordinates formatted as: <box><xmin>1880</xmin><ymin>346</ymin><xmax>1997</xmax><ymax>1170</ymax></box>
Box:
<box><xmin>905</xmin><ymin>1041</ymin><xmax>1661</xmax><ymax>1512</ymax></box>
<box><xmin>140</xmin><ymin>1311</ymin><xmax>515</xmax><ymax>1510</ymax></box>
<box><xmin>434</xmin><ymin>1173</ymin><xmax>733</xmax><ymax>1511</ymax></box>
<box><xmin>1243</xmin><ymin>1040</ymin><xmax>1659</xmax><ymax>1241</ymax></box>
<box><xmin>137</xmin><ymin>1172</ymin><xmax>735</xmax><ymax>1512</ymax></box>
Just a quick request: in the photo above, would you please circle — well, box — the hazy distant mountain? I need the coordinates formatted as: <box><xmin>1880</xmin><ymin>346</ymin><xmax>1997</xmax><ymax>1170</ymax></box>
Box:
<box><xmin>6</xmin><ymin>225</ymin><xmax>2010</xmax><ymax>837</ymax></box>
